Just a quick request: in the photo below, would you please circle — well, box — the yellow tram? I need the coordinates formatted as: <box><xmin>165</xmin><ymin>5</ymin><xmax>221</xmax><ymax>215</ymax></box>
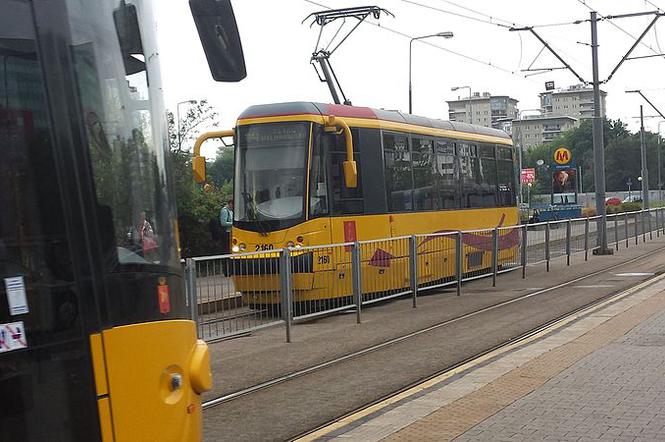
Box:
<box><xmin>194</xmin><ymin>103</ymin><xmax>519</xmax><ymax>304</ymax></box>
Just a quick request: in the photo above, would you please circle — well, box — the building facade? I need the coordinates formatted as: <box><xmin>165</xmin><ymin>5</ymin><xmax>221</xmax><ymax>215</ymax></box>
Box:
<box><xmin>511</xmin><ymin>116</ymin><xmax>578</xmax><ymax>150</ymax></box>
<box><xmin>447</xmin><ymin>92</ymin><xmax>519</xmax><ymax>129</ymax></box>
<box><xmin>540</xmin><ymin>83</ymin><xmax>606</xmax><ymax>119</ymax></box>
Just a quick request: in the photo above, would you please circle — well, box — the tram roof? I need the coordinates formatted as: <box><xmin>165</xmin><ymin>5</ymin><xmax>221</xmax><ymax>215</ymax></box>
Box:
<box><xmin>238</xmin><ymin>102</ymin><xmax>511</xmax><ymax>140</ymax></box>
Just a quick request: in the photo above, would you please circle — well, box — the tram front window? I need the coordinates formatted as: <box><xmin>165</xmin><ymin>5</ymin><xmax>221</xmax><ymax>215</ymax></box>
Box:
<box><xmin>69</xmin><ymin>0</ymin><xmax>178</xmax><ymax>270</ymax></box>
<box><xmin>235</xmin><ymin>122</ymin><xmax>309</xmax><ymax>231</ymax></box>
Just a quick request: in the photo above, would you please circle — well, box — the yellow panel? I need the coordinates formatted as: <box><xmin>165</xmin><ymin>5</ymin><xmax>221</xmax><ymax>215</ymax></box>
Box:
<box><xmin>102</xmin><ymin>320</ymin><xmax>204</xmax><ymax>442</ymax></box>
<box><xmin>231</xmin><ymin>208</ymin><xmax>519</xmax><ymax>302</ymax></box>
<box><xmin>97</xmin><ymin>397</ymin><xmax>114</xmax><ymax>442</ymax></box>
<box><xmin>89</xmin><ymin>333</ymin><xmax>108</xmax><ymax>397</ymax></box>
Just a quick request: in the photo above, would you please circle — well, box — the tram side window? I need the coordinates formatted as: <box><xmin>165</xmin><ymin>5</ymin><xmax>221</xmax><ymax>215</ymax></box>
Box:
<box><xmin>459</xmin><ymin>142</ymin><xmax>478</xmax><ymax>208</ymax></box>
<box><xmin>460</xmin><ymin>142</ymin><xmax>498</xmax><ymax>208</ymax></box>
<box><xmin>479</xmin><ymin>143</ymin><xmax>498</xmax><ymax>207</ymax></box>
<box><xmin>434</xmin><ymin>139</ymin><xmax>460</xmax><ymax>209</ymax></box>
<box><xmin>497</xmin><ymin>145</ymin><xmax>516</xmax><ymax>206</ymax></box>
<box><xmin>384</xmin><ymin>133</ymin><xmax>413</xmax><ymax>212</ymax></box>
<box><xmin>327</xmin><ymin>129</ymin><xmax>363</xmax><ymax>215</ymax></box>
<box><xmin>412</xmin><ymin>137</ymin><xmax>436</xmax><ymax>210</ymax></box>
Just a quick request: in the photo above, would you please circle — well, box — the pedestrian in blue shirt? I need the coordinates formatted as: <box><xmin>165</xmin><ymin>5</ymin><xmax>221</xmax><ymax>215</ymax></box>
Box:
<box><xmin>220</xmin><ymin>199</ymin><xmax>234</xmax><ymax>254</ymax></box>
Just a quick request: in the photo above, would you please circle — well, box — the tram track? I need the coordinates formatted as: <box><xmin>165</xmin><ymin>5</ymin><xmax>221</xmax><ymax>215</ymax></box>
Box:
<box><xmin>202</xmin><ymin>244</ymin><xmax>665</xmax><ymax>414</ymax></box>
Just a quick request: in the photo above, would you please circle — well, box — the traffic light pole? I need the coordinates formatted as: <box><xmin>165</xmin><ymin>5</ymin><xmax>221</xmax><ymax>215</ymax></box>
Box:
<box><xmin>590</xmin><ymin>11</ymin><xmax>612</xmax><ymax>254</ymax></box>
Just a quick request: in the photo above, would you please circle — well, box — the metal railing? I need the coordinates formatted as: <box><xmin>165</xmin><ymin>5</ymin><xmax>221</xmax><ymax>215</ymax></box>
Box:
<box><xmin>182</xmin><ymin>208</ymin><xmax>665</xmax><ymax>343</ymax></box>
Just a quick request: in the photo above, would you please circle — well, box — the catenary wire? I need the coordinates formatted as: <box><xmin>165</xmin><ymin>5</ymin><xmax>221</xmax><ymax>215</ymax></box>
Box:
<box><xmin>302</xmin><ymin>0</ymin><xmax>541</xmax><ymax>83</ymax></box>
<box><xmin>401</xmin><ymin>0</ymin><xmax>589</xmax><ymax>71</ymax></box>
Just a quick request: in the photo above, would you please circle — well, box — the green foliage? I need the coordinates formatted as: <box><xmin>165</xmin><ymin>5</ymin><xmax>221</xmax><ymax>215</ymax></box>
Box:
<box><xmin>523</xmin><ymin>118</ymin><xmax>662</xmax><ymax>198</ymax></box>
<box><xmin>166</xmin><ymin>100</ymin><xmax>234</xmax><ymax>257</ymax></box>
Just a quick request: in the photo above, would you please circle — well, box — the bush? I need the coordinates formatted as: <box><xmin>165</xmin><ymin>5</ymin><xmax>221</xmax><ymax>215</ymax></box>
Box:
<box><xmin>582</xmin><ymin>207</ymin><xmax>597</xmax><ymax>217</ymax></box>
<box><xmin>620</xmin><ymin>201</ymin><xmax>642</xmax><ymax>212</ymax></box>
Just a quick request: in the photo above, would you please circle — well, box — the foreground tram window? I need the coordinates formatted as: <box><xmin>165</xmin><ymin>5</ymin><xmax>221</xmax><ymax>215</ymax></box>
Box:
<box><xmin>0</xmin><ymin>2</ymin><xmax>99</xmax><ymax>439</ymax></box>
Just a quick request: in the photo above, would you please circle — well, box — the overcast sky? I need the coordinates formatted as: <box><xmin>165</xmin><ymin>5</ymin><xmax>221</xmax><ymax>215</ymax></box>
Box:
<box><xmin>156</xmin><ymin>0</ymin><xmax>665</xmax><ymax>157</ymax></box>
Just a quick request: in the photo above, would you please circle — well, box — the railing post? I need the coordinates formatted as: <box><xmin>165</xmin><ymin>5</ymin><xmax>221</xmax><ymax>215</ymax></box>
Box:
<box><xmin>642</xmin><ymin>210</ymin><xmax>647</xmax><ymax>243</ymax></box>
<box><xmin>624</xmin><ymin>212</ymin><xmax>629</xmax><ymax>248</ymax></box>
<box><xmin>613</xmin><ymin>214</ymin><xmax>619</xmax><ymax>251</ymax></box>
<box><xmin>185</xmin><ymin>258</ymin><xmax>199</xmax><ymax>337</ymax></box>
<box><xmin>584</xmin><ymin>218</ymin><xmax>589</xmax><ymax>261</ymax></box>
<box><xmin>635</xmin><ymin>212</ymin><xmax>639</xmax><ymax>245</ymax></box>
<box><xmin>521</xmin><ymin>225</ymin><xmax>527</xmax><ymax>279</ymax></box>
<box><xmin>545</xmin><ymin>222</ymin><xmax>551</xmax><ymax>271</ymax></box>
<box><xmin>648</xmin><ymin>210</ymin><xmax>653</xmax><ymax>240</ymax></box>
<box><xmin>656</xmin><ymin>209</ymin><xmax>660</xmax><ymax>238</ymax></box>
<box><xmin>566</xmin><ymin>219</ymin><xmax>571</xmax><ymax>266</ymax></box>
<box><xmin>280</xmin><ymin>248</ymin><xmax>293</xmax><ymax>343</ymax></box>
<box><xmin>456</xmin><ymin>231</ymin><xmax>463</xmax><ymax>296</ymax></box>
<box><xmin>409</xmin><ymin>235</ymin><xmax>418</xmax><ymax>308</ymax></box>
<box><xmin>352</xmin><ymin>241</ymin><xmax>362</xmax><ymax>324</ymax></box>
<box><xmin>492</xmin><ymin>228</ymin><xmax>498</xmax><ymax>287</ymax></box>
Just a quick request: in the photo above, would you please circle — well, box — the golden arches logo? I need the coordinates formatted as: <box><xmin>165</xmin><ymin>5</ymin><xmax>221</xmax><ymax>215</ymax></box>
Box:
<box><xmin>553</xmin><ymin>147</ymin><xmax>572</xmax><ymax>165</ymax></box>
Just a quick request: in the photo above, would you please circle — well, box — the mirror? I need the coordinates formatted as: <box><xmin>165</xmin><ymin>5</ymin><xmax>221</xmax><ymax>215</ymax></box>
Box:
<box><xmin>324</xmin><ymin>116</ymin><xmax>357</xmax><ymax>188</ymax></box>
<box><xmin>113</xmin><ymin>2</ymin><xmax>146</xmax><ymax>75</ymax></box>
<box><xmin>343</xmin><ymin>161</ymin><xmax>358</xmax><ymax>188</ymax></box>
<box><xmin>193</xmin><ymin>156</ymin><xmax>207</xmax><ymax>183</ymax></box>
<box><xmin>190</xmin><ymin>0</ymin><xmax>247</xmax><ymax>82</ymax></box>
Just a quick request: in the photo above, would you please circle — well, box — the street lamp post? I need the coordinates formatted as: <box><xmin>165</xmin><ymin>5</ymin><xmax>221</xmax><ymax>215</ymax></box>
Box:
<box><xmin>177</xmin><ymin>99</ymin><xmax>197</xmax><ymax>150</ymax></box>
<box><xmin>409</xmin><ymin>32</ymin><xmax>454</xmax><ymax>114</ymax></box>
<box><xmin>451</xmin><ymin>85</ymin><xmax>472</xmax><ymax>124</ymax></box>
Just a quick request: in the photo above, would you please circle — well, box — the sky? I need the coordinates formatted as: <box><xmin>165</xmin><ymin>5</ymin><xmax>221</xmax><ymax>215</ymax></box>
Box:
<box><xmin>156</xmin><ymin>0</ymin><xmax>665</xmax><ymax>158</ymax></box>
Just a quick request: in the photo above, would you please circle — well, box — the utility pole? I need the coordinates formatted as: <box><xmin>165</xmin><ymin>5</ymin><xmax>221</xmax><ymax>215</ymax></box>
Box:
<box><xmin>639</xmin><ymin>105</ymin><xmax>650</xmax><ymax>208</ymax></box>
<box><xmin>659</xmin><ymin>120</ymin><xmax>664</xmax><ymax>202</ymax></box>
<box><xmin>590</xmin><ymin>11</ymin><xmax>612</xmax><ymax>254</ymax></box>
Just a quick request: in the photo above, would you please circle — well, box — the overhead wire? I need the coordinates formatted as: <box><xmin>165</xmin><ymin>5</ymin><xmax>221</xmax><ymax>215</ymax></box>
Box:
<box><xmin>403</xmin><ymin>0</ymin><xmax>589</xmax><ymax>72</ymax></box>
<box><xmin>432</xmin><ymin>0</ymin><xmax>584</xmax><ymax>29</ymax></box>
<box><xmin>302</xmin><ymin>0</ymin><xmax>541</xmax><ymax>83</ymax></box>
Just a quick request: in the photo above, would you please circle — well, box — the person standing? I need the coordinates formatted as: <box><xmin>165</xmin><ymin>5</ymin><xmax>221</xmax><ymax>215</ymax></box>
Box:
<box><xmin>220</xmin><ymin>199</ymin><xmax>234</xmax><ymax>254</ymax></box>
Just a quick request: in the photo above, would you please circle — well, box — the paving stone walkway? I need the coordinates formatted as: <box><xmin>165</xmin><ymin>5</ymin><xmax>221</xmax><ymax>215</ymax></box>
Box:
<box><xmin>456</xmin><ymin>303</ymin><xmax>665</xmax><ymax>442</ymax></box>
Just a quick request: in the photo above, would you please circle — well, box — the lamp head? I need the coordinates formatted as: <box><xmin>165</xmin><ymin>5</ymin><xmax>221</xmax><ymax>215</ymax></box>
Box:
<box><xmin>436</xmin><ymin>31</ymin><xmax>454</xmax><ymax>38</ymax></box>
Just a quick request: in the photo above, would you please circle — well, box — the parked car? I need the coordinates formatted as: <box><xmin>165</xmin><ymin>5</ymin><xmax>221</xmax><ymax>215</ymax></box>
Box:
<box><xmin>623</xmin><ymin>195</ymin><xmax>643</xmax><ymax>203</ymax></box>
<box><xmin>605</xmin><ymin>197</ymin><xmax>621</xmax><ymax>206</ymax></box>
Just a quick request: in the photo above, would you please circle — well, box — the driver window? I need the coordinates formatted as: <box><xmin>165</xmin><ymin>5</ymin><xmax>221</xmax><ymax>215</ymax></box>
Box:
<box><xmin>309</xmin><ymin>129</ymin><xmax>329</xmax><ymax>218</ymax></box>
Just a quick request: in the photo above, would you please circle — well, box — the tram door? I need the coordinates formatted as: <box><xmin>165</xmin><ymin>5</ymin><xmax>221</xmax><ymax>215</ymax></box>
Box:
<box><xmin>0</xmin><ymin>2</ymin><xmax>101</xmax><ymax>440</ymax></box>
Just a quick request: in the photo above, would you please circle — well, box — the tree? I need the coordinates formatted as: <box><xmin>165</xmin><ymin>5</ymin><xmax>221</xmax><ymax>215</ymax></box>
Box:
<box><xmin>166</xmin><ymin>100</ymin><xmax>234</xmax><ymax>256</ymax></box>
<box><xmin>167</xmin><ymin>99</ymin><xmax>220</xmax><ymax>153</ymax></box>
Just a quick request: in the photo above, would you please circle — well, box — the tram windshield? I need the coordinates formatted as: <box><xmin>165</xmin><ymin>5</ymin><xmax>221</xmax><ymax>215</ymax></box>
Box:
<box><xmin>235</xmin><ymin>122</ymin><xmax>310</xmax><ymax>231</ymax></box>
<box><xmin>70</xmin><ymin>0</ymin><xmax>178</xmax><ymax>270</ymax></box>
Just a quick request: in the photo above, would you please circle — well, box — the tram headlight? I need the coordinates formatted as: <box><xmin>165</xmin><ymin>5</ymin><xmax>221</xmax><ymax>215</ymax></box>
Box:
<box><xmin>232</xmin><ymin>245</ymin><xmax>240</xmax><ymax>253</ymax></box>
<box><xmin>239</xmin><ymin>243</ymin><xmax>246</xmax><ymax>251</ymax></box>
<box><xmin>286</xmin><ymin>241</ymin><xmax>295</xmax><ymax>248</ymax></box>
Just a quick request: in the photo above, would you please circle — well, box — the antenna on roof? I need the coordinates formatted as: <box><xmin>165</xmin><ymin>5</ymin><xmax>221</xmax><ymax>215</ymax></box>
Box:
<box><xmin>303</xmin><ymin>6</ymin><xmax>394</xmax><ymax>106</ymax></box>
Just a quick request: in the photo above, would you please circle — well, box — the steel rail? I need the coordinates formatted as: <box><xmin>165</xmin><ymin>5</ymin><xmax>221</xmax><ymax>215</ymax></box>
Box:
<box><xmin>295</xmin><ymin>267</ymin><xmax>665</xmax><ymax>441</ymax></box>
<box><xmin>202</xmin><ymin>244</ymin><xmax>664</xmax><ymax>411</ymax></box>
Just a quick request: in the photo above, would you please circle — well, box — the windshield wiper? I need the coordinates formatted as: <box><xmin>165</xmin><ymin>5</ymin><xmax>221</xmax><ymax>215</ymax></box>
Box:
<box><xmin>241</xmin><ymin>192</ymin><xmax>270</xmax><ymax>237</ymax></box>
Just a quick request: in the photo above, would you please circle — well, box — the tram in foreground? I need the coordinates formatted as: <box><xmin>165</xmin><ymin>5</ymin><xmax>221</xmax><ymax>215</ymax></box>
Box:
<box><xmin>194</xmin><ymin>102</ymin><xmax>519</xmax><ymax>304</ymax></box>
<box><xmin>1</xmin><ymin>0</ymin><xmax>244</xmax><ymax>440</ymax></box>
